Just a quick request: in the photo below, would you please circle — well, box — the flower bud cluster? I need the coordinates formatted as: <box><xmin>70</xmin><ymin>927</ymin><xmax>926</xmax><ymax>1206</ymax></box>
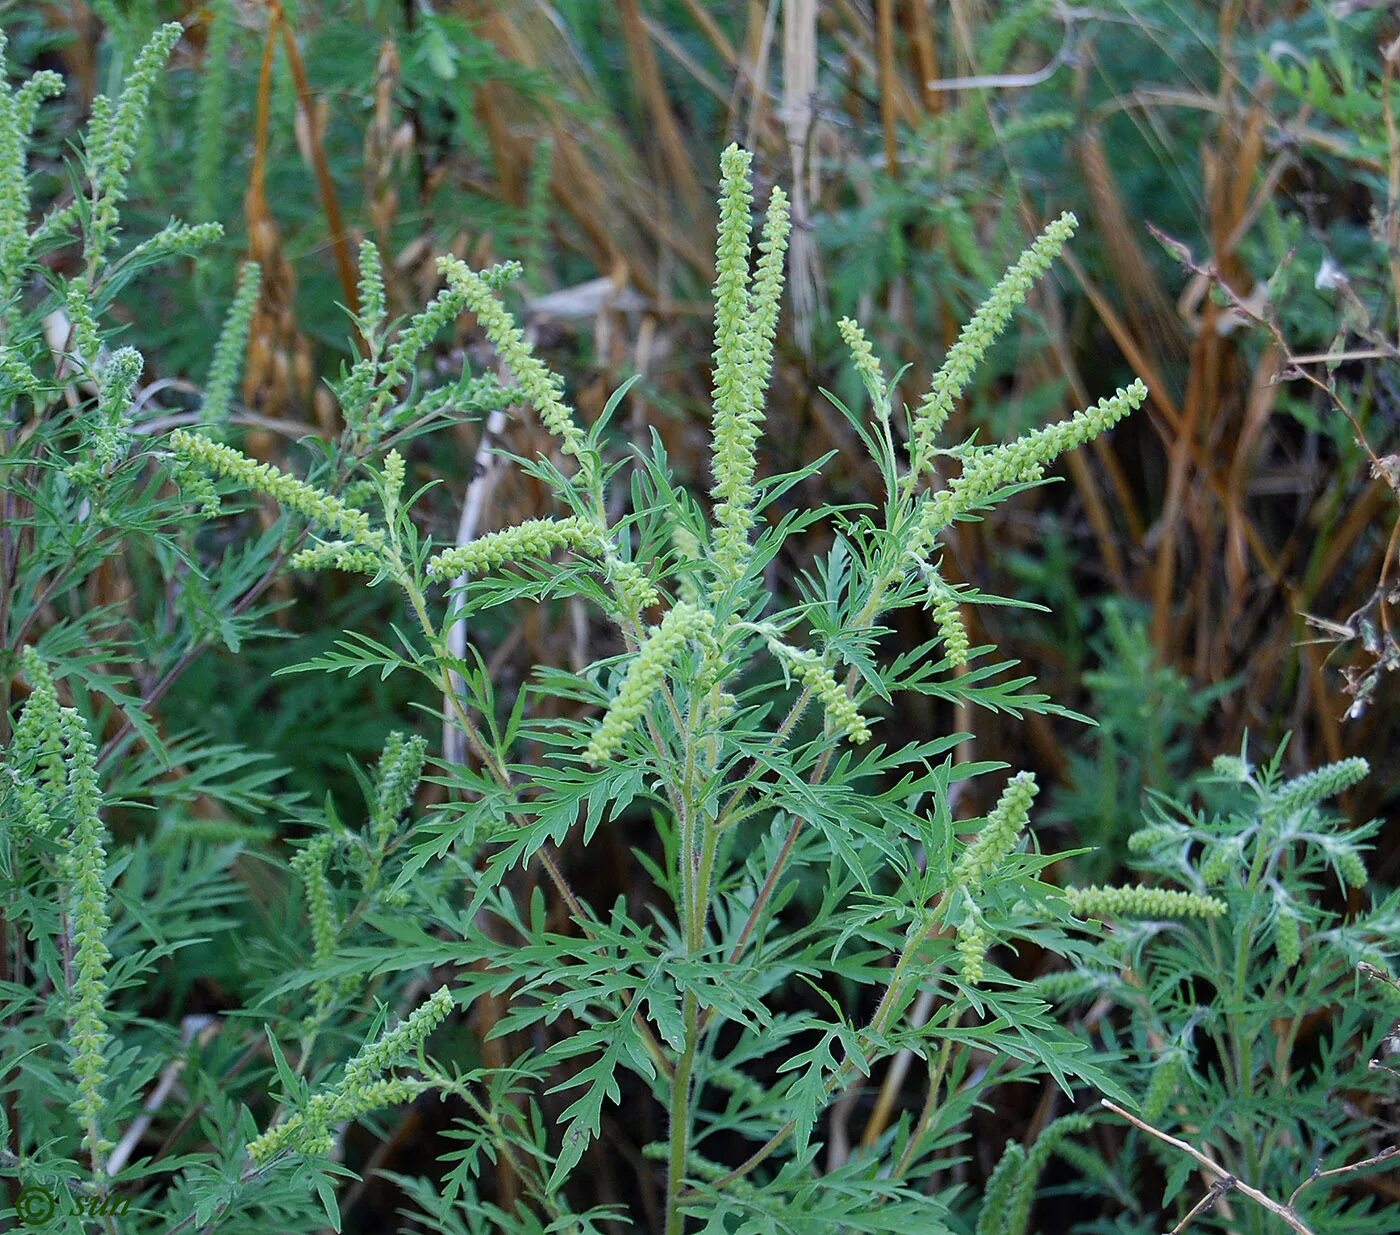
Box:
<box><xmin>1065</xmin><ymin>884</ymin><xmax>1226</xmax><ymax>920</ymax></box>
<box><xmin>69</xmin><ymin>347</ymin><xmax>142</xmax><ymax>484</ymax></box>
<box><xmin>908</xmin><ymin>213</ymin><xmax>1078</xmax><ymax>476</ymax></box>
<box><xmin>584</xmin><ymin>603</ymin><xmax>715</xmax><ymax>765</ymax></box>
<box><xmin>907</xmin><ymin>381</ymin><xmax>1147</xmax><ymax>564</ymax></box>
<box><xmin>1270</xmin><ymin>757</ymin><xmax>1369</xmax><ymax>817</ymax></box>
<box><xmin>955</xmin><ymin>772</ymin><xmax>1038</xmax><ymax>889</ymax></box>
<box><xmin>170</xmin><ymin>431</ymin><xmax>385</xmax><ymax>550</ymax></box>
<box><xmin>372</xmin><ymin>731</ymin><xmax>428</xmax><ymax>847</ymax></box>
<box><xmin>200</xmin><ymin>261</ymin><xmax>261</xmax><ymax>429</ymax></box>
<box><xmin>439</xmin><ymin>257</ymin><xmax>590</xmax><ymax>465</ymax></box>
<box><xmin>427</xmin><ymin>516</ymin><xmax>604</xmax><ymax>580</ymax></box>
<box><xmin>246</xmin><ymin>987</ymin><xmax>452</xmax><ymax>1163</ymax></box>
<box><xmin>1197</xmin><ymin>838</ymin><xmax>1240</xmax><ymax>887</ymax></box>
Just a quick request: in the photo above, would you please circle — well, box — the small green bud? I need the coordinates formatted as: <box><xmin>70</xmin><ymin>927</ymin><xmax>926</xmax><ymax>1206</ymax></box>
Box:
<box><xmin>1127</xmin><ymin>824</ymin><xmax>1184</xmax><ymax>854</ymax></box>
<box><xmin>1198</xmin><ymin>840</ymin><xmax>1238</xmax><ymax>887</ymax></box>
<box><xmin>956</xmin><ymin>920</ymin><xmax>987</xmax><ymax>985</ymax></box>
<box><xmin>1211</xmin><ymin>754</ymin><xmax>1249</xmax><ymax>781</ymax></box>
<box><xmin>1274</xmin><ymin>903</ymin><xmax>1301</xmax><ymax>970</ymax></box>
<box><xmin>837</xmin><ymin>317</ymin><xmax>887</xmax><ymax>406</ymax></box>
<box><xmin>1335</xmin><ymin>845</ymin><xmax>1368</xmax><ymax>891</ymax></box>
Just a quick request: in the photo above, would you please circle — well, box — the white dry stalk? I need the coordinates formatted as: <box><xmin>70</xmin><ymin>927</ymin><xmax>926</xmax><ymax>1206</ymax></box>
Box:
<box><xmin>443</xmin><ymin>395</ymin><xmax>511</xmax><ymax>768</ymax></box>
<box><xmin>780</xmin><ymin>0</ymin><xmax>820</xmax><ymax>357</ymax></box>
<box><xmin>106</xmin><ymin>1014</ymin><xmax>217</xmax><ymax>1175</ymax></box>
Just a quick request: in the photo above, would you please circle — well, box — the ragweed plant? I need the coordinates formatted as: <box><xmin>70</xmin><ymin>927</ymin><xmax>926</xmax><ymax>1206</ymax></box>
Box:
<box><xmin>155</xmin><ymin>136</ymin><xmax>1163</xmax><ymax>1234</ymax></box>
<box><xmin>1043</xmin><ymin>744</ymin><xmax>1400</xmax><ymax>1234</ymax></box>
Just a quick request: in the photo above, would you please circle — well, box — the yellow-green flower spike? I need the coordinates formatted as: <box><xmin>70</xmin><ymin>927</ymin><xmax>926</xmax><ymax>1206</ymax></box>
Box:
<box><xmin>702</xmin><ymin>169</ymin><xmax>789</xmax><ymax>587</ymax></box>
<box><xmin>742</xmin><ymin>183</ymin><xmax>790</xmax><ymax>422</ymax></box>
<box><xmin>247</xmin><ymin>988</ymin><xmax>451</xmax><ymax>1158</ymax></box>
<box><xmin>200</xmin><ymin>261</ymin><xmax>261</xmax><ymax>429</ymax></box>
<box><xmin>0</xmin><ymin>38</ymin><xmax>64</xmax><ymax>301</ymax></box>
<box><xmin>290</xmin><ymin>835</ymin><xmax>338</xmax><ymax>972</ymax></box>
<box><xmin>356</xmin><ymin>239</ymin><xmax>387</xmax><ymax>342</ymax></box>
<box><xmin>977</xmin><ymin>1142</ymin><xmax>1026</xmax><ymax>1235</ymax></box>
<box><xmin>793</xmin><ymin>652</ymin><xmax>871</xmax><ymax>745</ymax></box>
<box><xmin>1270</xmin><ymin>757</ymin><xmax>1369</xmax><ymax>816</ymax></box>
<box><xmin>1141</xmin><ymin>1049</ymin><xmax>1183</xmax><ymax>1123</ymax></box>
<box><xmin>64</xmin><ymin>278</ymin><xmax>101</xmax><ymax>370</ymax></box>
<box><xmin>838</xmin><ymin>317</ymin><xmax>888</xmax><ymax>414</ymax></box>
<box><xmin>427</xmin><ymin>516</ymin><xmax>604</xmax><ymax>580</ymax></box>
<box><xmin>765</xmin><ymin>637</ymin><xmax>872</xmax><ymax>745</ymax></box>
<box><xmin>169</xmin><ymin>431</ymin><xmax>385</xmax><ymax>549</ymax></box>
<box><xmin>289</xmin><ymin>541</ymin><xmax>387</xmax><ymax>576</ymax></box>
<box><xmin>708</xmin><ymin>144</ymin><xmax>758</xmax><ymax>584</ymax></box>
<box><xmin>908</xmin><ymin>213</ymin><xmax>1078</xmax><ymax>477</ymax></box>
<box><xmin>925</xmin><ymin>570</ymin><xmax>970</xmax><ymax>668</ymax></box>
<box><xmin>339</xmin><ymin>985</ymin><xmax>453</xmax><ymax>1093</ymax></box>
<box><xmin>85</xmin><ymin>23</ymin><xmax>183</xmax><ymax>263</ymax></box>
<box><xmin>956</xmin><ymin>918</ymin><xmax>987</xmax><ymax>985</ymax></box>
<box><xmin>439</xmin><ymin>256</ymin><xmax>591</xmax><ymax>467</ymax></box>
<box><xmin>14</xmin><ymin>646</ymin><xmax>67</xmax><ymax>803</ymax></box>
<box><xmin>955</xmin><ymin>771</ymin><xmax>1038</xmax><ymax>888</ymax></box>
<box><xmin>1065</xmin><ymin>885</ymin><xmax>1226</xmax><ymax>920</ymax></box>
<box><xmin>584</xmin><ymin>603</ymin><xmax>715</xmax><ymax>765</ymax></box>
<box><xmin>602</xmin><ymin>551</ymin><xmax>660</xmax><ymax>614</ymax></box>
<box><xmin>1274</xmin><ymin>901</ymin><xmax>1301</xmax><ymax>969</ymax></box>
<box><xmin>907</xmin><ymin>380</ymin><xmax>1146</xmax><ymax>563</ymax></box>
<box><xmin>60</xmin><ymin>707</ymin><xmax>113</xmax><ymax>1161</ymax></box>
